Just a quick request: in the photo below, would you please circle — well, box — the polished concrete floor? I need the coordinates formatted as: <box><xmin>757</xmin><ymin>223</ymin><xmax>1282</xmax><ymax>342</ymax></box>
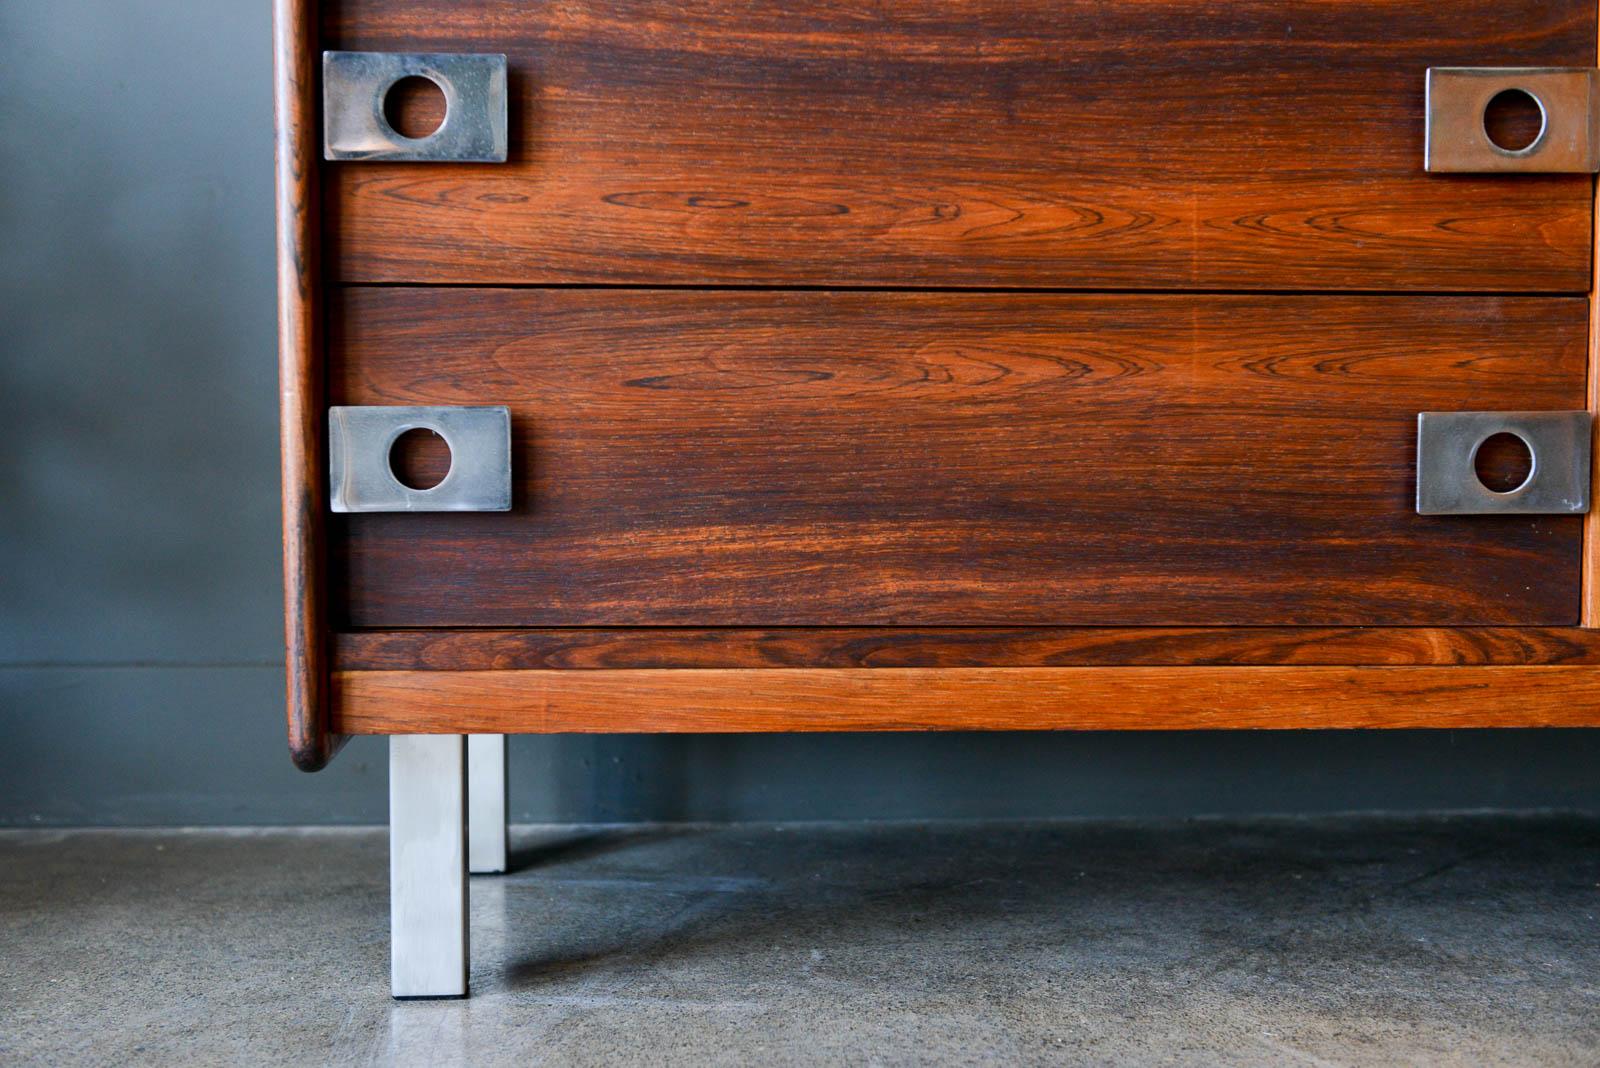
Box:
<box><xmin>1</xmin><ymin>815</ymin><xmax>1598</xmax><ymax>1066</ymax></box>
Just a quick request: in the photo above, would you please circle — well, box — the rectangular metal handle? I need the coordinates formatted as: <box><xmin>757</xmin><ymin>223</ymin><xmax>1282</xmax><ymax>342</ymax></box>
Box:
<box><xmin>324</xmin><ymin>52</ymin><xmax>508</xmax><ymax>162</ymax></box>
<box><xmin>329</xmin><ymin>405</ymin><xmax>512</xmax><ymax>513</ymax></box>
<box><xmin>1425</xmin><ymin>67</ymin><xmax>1598</xmax><ymax>173</ymax></box>
<box><xmin>1416</xmin><ymin>411</ymin><xmax>1591</xmax><ymax>515</ymax></box>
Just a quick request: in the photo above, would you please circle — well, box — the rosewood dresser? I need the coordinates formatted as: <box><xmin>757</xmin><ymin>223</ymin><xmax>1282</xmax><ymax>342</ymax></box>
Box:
<box><xmin>276</xmin><ymin>0</ymin><xmax>1600</xmax><ymax>997</ymax></box>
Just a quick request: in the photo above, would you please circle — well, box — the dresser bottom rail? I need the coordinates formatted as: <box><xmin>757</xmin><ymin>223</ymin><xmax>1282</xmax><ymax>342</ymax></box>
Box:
<box><xmin>331</xmin><ymin>666</ymin><xmax>1600</xmax><ymax>734</ymax></box>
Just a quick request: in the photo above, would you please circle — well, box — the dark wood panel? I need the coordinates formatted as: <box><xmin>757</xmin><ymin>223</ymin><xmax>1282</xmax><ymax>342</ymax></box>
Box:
<box><xmin>334</xmin><ymin>626</ymin><xmax>1600</xmax><ymax>668</ymax></box>
<box><xmin>336</xmin><ymin>627</ymin><xmax>1600</xmax><ymax>670</ymax></box>
<box><xmin>322</xmin><ymin>0</ymin><xmax>1594</xmax><ymax>290</ymax></box>
<box><xmin>275</xmin><ymin>0</ymin><xmax>342</xmax><ymax>771</ymax></box>
<box><xmin>331</xmin><ymin>666</ymin><xmax>1600</xmax><ymax>734</ymax></box>
<box><xmin>332</xmin><ymin>289</ymin><xmax>1586</xmax><ymax>627</ymax></box>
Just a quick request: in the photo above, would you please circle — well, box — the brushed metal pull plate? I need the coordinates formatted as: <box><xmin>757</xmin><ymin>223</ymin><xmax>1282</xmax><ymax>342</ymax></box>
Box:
<box><xmin>323</xmin><ymin>51</ymin><xmax>508</xmax><ymax>162</ymax></box>
<box><xmin>1416</xmin><ymin>411</ymin><xmax>1591</xmax><ymax>515</ymax></box>
<box><xmin>330</xmin><ymin>406</ymin><xmax>512</xmax><ymax>513</ymax></box>
<box><xmin>1425</xmin><ymin>67</ymin><xmax>1597</xmax><ymax>172</ymax></box>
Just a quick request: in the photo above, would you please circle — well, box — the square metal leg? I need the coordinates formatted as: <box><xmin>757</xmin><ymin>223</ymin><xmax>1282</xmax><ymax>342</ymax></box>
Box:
<box><xmin>390</xmin><ymin>735</ymin><xmax>468</xmax><ymax>998</ymax></box>
<box><xmin>468</xmin><ymin>734</ymin><xmax>508</xmax><ymax>875</ymax></box>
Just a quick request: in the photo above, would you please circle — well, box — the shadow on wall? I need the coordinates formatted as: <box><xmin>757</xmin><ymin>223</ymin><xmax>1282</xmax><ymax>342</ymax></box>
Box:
<box><xmin>522</xmin><ymin>729</ymin><xmax>1600</xmax><ymax>824</ymax></box>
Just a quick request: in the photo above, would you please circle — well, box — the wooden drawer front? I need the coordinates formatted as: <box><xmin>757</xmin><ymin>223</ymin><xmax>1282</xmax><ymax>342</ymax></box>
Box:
<box><xmin>331</xmin><ymin>289</ymin><xmax>1585</xmax><ymax>627</ymax></box>
<box><xmin>323</xmin><ymin>0</ymin><xmax>1594</xmax><ymax>290</ymax></box>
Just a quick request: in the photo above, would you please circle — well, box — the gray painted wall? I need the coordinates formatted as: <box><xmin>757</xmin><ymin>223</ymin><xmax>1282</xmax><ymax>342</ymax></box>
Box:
<box><xmin>4</xmin><ymin>1</ymin><xmax>1599</xmax><ymax>827</ymax></box>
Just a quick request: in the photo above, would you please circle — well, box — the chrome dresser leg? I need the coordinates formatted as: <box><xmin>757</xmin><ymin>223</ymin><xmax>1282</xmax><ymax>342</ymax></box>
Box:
<box><xmin>467</xmin><ymin>734</ymin><xmax>508</xmax><ymax>875</ymax></box>
<box><xmin>389</xmin><ymin>735</ymin><xmax>468</xmax><ymax>998</ymax></box>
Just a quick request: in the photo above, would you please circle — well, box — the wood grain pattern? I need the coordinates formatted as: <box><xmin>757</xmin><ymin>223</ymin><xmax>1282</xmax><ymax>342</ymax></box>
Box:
<box><xmin>334</xmin><ymin>627</ymin><xmax>1600</xmax><ymax>671</ymax></box>
<box><xmin>275</xmin><ymin>0</ymin><xmax>341</xmax><ymax>771</ymax></box>
<box><xmin>322</xmin><ymin>0</ymin><xmax>1594</xmax><ymax>290</ymax></box>
<box><xmin>1585</xmin><ymin>20</ymin><xmax>1600</xmax><ymax>626</ymax></box>
<box><xmin>331</xmin><ymin>666</ymin><xmax>1600</xmax><ymax>734</ymax></box>
<box><xmin>332</xmin><ymin>289</ymin><xmax>1586</xmax><ymax>628</ymax></box>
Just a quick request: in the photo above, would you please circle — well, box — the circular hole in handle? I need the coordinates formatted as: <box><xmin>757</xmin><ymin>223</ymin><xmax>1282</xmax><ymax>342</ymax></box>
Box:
<box><xmin>390</xmin><ymin>427</ymin><xmax>453</xmax><ymax>490</ymax></box>
<box><xmin>383</xmin><ymin>75</ymin><xmax>448</xmax><ymax>140</ymax></box>
<box><xmin>1482</xmin><ymin>88</ymin><xmax>1546</xmax><ymax>153</ymax></box>
<box><xmin>1473</xmin><ymin>431</ymin><xmax>1534</xmax><ymax>494</ymax></box>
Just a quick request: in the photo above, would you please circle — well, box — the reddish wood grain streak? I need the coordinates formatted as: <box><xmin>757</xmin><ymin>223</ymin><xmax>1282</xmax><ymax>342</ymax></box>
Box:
<box><xmin>276</xmin><ymin>0</ymin><xmax>341</xmax><ymax>770</ymax></box>
<box><xmin>334</xmin><ymin>627</ymin><xmax>1600</xmax><ymax>671</ymax></box>
<box><xmin>331</xmin><ymin>667</ymin><xmax>1600</xmax><ymax>734</ymax></box>
<box><xmin>323</xmin><ymin>0</ymin><xmax>1593</xmax><ymax>289</ymax></box>
<box><xmin>1585</xmin><ymin>0</ymin><xmax>1600</xmax><ymax>626</ymax></box>
<box><xmin>331</xmin><ymin>289</ymin><xmax>1586</xmax><ymax>628</ymax></box>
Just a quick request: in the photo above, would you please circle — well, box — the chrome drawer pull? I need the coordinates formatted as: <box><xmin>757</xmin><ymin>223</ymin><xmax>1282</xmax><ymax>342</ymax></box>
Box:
<box><xmin>1424</xmin><ymin>67</ymin><xmax>1597</xmax><ymax>173</ymax></box>
<box><xmin>329</xmin><ymin>406</ymin><xmax>512</xmax><ymax>513</ymax></box>
<box><xmin>1415</xmin><ymin>411</ymin><xmax>1591</xmax><ymax>515</ymax></box>
<box><xmin>323</xmin><ymin>51</ymin><xmax>507</xmax><ymax>163</ymax></box>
